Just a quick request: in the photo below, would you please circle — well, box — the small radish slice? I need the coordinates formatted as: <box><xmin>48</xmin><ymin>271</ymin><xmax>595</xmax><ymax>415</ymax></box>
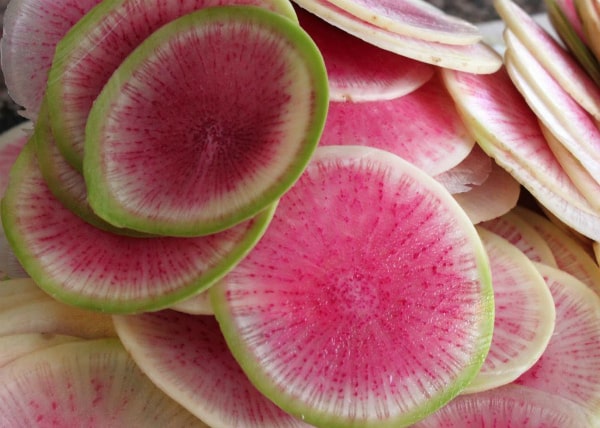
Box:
<box><xmin>296</xmin><ymin>7</ymin><xmax>434</xmax><ymax>102</ymax></box>
<box><xmin>514</xmin><ymin>263</ymin><xmax>600</xmax><ymax>416</ymax></box>
<box><xmin>321</xmin><ymin>0</ymin><xmax>481</xmax><ymax>45</ymax></box>
<box><xmin>442</xmin><ymin>67</ymin><xmax>600</xmax><ymax>241</ymax></box>
<box><xmin>0</xmin><ymin>333</ymin><xmax>81</xmax><ymax>368</ymax></box>
<box><xmin>413</xmin><ymin>384</ymin><xmax>596</xmax><ymax>427</ymax></box>
<box><xmin>211</xmin><ymin>145</ymin><xmax>494</xmax><ymax>427</ymax></box>
<box><xmin>480</xmin><ymin>211</ymin><xmax>558</xmax><ymax>267</ymax></box>
<box><xmin>504</xmin><ymin>30</ymin><xmax>600</xmax><ymax>186</ymax></box>
<box><xmin>0</xmin><ymin>339</ymin><xmax>206</xmax><ymax>426</ymax></box>
<box><xmin>169</xmin><ymin>291</ymin><xmax>214</xmax><ymax>316</ymax></box>
<box><xmin>452</xmin><ymin>160</ymin><xmax>521</xmax><ymax>224</ymax></box>
<box><xmin>434</xmin><ymin>144</ymin><xmax>492</xmax><ymax>194</ymax></box>
<box><xmin>113</xmin><ymin>312</ymin><xmax>312</xmax><ymax>427</ymax></box>
<box><xmin>515</xmin><ymin>206</ymin><xmax>600</xmax><ymax>296</ymax></box>
<box><xmin>84</xmin><ymin>7</ymin><xmax>328</xmax><ymax>237</ymax></box>
<box><xmin>462</xmin><ymin>228</ymin><xmax>555</xmax><ymax>394</ymax></box>
<box><xmin>46</xmin><ymin>0</ymin><xmax>299</xmax><ymax>171</ymax></box>
<box><xmin>0</xmin><ymin>0</ymin><xmax>100</xmax><ymax>120</ymax></box>
<box><xmin>292</xmin><ymin>2</ymin><xmax>502</xmax><ymax>73</ymax></box>
<box><xmin>494</xmin><ymin>0</ymin><xmax>600</xmax><ymax>120</ymax></box>
<box><xmin>1</xmin><ymin>143</ymin><xmax>276</xmax><ymax>313</ymax></box>
<box><xmin>319</xmin><ymin>72</ymin><xmax>475</xmax><ymax>176</ymax></box>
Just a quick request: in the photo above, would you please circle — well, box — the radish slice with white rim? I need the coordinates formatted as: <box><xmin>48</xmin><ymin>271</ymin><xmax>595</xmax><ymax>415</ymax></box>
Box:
<box><xmin>83</xmin><ymin>7</ymin><xmax>328</xmax><ymax>237</ymax></box>
<box><xmin>113</xmin><ymin>312</ymin><xmax>313</xmax><ymax>427</ymax></box>
<box><xmin>291</xmin><ymin>1</ymin><xmax>502</xmax><ymax>73</ymax></box>
<box><xmin>319</xmin><ymin>72</ymin><xmax>475</xmax><ymax>176</ymax></box>
<box><xmin>434</xmin><ymin>144</ymin><xmax>492</xmax><ymax>193</ymax></box>
<box><xmin>462</xmin><ymin>228</ymin><xmax>555</xmax><ymax>394</ymax></box>
<box><xmin>0</xmin><ymin>333</ymin><xmax>81</xmax><ymax>368</ymax></box>
<box><xmin>296</xmin><ymin>7</ymin><xmax>435</xmax><ymax>102</ymax></box>
<box><xmin>211</xmin><ymin>145</ymin><xmax>494</xmax><ymax>427</ymax></box>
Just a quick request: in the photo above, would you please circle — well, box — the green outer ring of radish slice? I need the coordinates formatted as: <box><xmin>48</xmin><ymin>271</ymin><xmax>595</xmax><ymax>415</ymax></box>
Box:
<box><xmin>83</xmin><ymin>6</ymin><xmax>329</xmax><ymax>237</ymax></box>
<box><xmin>211</xmin><ymin>146</ymin><xmax>494</xmax><ymax>428</ymax></box>
<box><xmin>1</xmin><ymin>142</ymin><xmax>279</xmax><ymax>314</ymax></box>
<box><xmin>45</xmin><ymin>0</ymin><xmax>299</xmax><ymax>173</ymax></box>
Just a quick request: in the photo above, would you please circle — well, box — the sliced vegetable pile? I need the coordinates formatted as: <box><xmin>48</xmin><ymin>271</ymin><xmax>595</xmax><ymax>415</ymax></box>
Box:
<box><xmin>0</xmin><ymin>0</ymin><xmax>600</xmax><ymax>426</ymax></box>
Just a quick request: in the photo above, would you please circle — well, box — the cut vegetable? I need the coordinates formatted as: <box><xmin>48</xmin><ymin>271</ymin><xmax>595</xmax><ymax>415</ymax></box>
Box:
<box><xmin>211</xmin><ymin>145</ymin><xmax>494</xmax><ymax>427</ymax></box>
<box><xmin>0</xmin><ymin>120</ymin><xmax>30</xmax><ymax>195</ymax></box>
<box><xmin>0</xmin><ymin>333</ymin><xmax>80</xmax><ymax>368</ymax></box>
<box><xmin>296</xmin><ymin>7</ymin><xmax>434</xmax><ymax>102</ymax></box>
<box><xmin>84</xmin><ymin>7</ymin><xmax>328</xmax><ymax>236</ymax></box>
<box><xmin>0</xmin><ymin>339</ymin><xmax>206</xmax><ymax>426</ymax></box>
<box><xmin>169</xmin><ymin>291</ymin><xmax>214</xmax><ymax>316</ymax></box>
<box><xmin>463</xmin><ymin>228</ymin><xmax>555</xmax><ymax>394</ymax></box>
<box><xmin>46</xmin><ymin>0</ymin><xmax>299</xmax><ymax>170</ymax></box>
<box><xmin>434</xmin><ymin>144</ymin><xmax>492</xmax><ymax>194</ymax></box>
<box><xmin>114</xmin><ymin>312</ymin><xmax>312</xmax><ymax>427</ymax></box>
<box><xmin>2</xmin><ymin>143</ymin><xmax>276</xmax><ymax>313</ymax></box>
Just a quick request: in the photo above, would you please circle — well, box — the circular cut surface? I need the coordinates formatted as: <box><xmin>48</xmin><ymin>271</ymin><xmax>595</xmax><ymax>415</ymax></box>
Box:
<box><xmin>211</xmin><ymin>145</ymin><xmax>494</xmax><ymax>427</ymax></box>
<box><xmin>84</xmin><ymin>7</ymin><xmax>328</xmax><ymax>236</ymax></box>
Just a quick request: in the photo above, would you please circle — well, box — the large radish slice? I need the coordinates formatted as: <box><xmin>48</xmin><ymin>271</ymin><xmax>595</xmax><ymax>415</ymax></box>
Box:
<box><xmin>0</xmin><ymin>0</ymin><xmax>100</xmax><ymax>120</ymax></box>
<box><xmin>320</xmin><ymin>0</ymin><xmax>481</xmax><ymax>44</ymax></box>
<box><xmin>514</xmin><ymin>263</ymin><xmax>600</xmax><ymax>417</ymax></box>
<box><xmin>291</xmin><ymin>2</ymin><xmax>502</xmax><ymax>73</ymax></box>
<box><xmin>114</xmin><ymin>312</ymin><xmax>312</xmax><ymax>427</ymax></box>
<box><xmin>413</xmin><ymin>384</ymin><xmax>596</xmax><ymax>427</ymax></box>
<box><xmin>442</xmin><ymin>67</ymin><xmax>600</xmax><ymax>241</ymax></box>
<box><xmin>318</xmin><ymin>72</ymin><xmax>475</xmax><ymax>176</ymax></box>
<box><xmin>1</xmin><ymin>143</ymin><xmax>276</xmax><ymax>313</ymax></box>
<box><xmin>296</xmin><ymin>7</ymin><xmax>434</xmax><ymax>102</ymax></box>
<box><xmin>211</xmin><ymin>145</ymin><xmax>494</xmax><ymax>427</ymax></box>
<box><xmin>46</xmin><ymin>0</ymin><xmax>299</xmax><ymax>171</ymax></box>
<box><xmin>84</xmin><ymin>7</ymin><xmax>328</xmax><ymax>237</ymax></box>
<box><xmin>0</xmin><ymin>339</ymin><xmax>206</xmax><ymax>426</ymax></box>
<box><xmin>462</xmin><ymin>228</ymin><xmax>555</xmax><ymax>394</ymax></box>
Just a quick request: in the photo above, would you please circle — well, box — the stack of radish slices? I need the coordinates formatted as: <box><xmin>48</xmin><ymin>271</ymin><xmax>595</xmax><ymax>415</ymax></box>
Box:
<box><xmin>0</xmin><ymin>0</ymin><xmax>599</xmax><ymax>426</ymax></box>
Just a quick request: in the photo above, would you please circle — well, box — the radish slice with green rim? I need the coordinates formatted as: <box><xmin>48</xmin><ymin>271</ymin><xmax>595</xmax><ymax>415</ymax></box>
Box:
<box><xmin>494</xmin><ymin>0</ymin><xmax>600</xmax><ymax>120</ymax></box>
<box><xmin>113</xmin><ymin>312</ymin><xmax>313</xmax><ymax>427</ymax></box>
<box><xmin>211</xmin><ymin>145</ymin><xmax>494</xmax><ymax>427</ymax></box>
<box><xmin>514</xmin><ymin>263</ymin><xmax>600</xmax><ymax>416</ymax></box>
<box><xmin>480</xmin><ymin>210</ymin><xmax>558</xmax><ymax>267</ymax></box>
<box><xmin>319</xmin><ymin>72</ymin><xmax>475</xmax><ymax>176</ymax></box>
<box><xmin>1</xmin><ymin>143</ymin><xmax>276</xmax><ymax>313</ymax></box>
<box><xmin>0</xmin><ymin>338</ymin><xmax>206</xmax><ymax>426</ymax></box>
<box><xmin>46</xmin><ymin>0</ymin><xmax>299</xmax><ymax>172</ymax></box>
<box><xmin>169</xmin><ymin>291</ymin><xmax>214</xmax><ymax>315</ymax></box>
<box><xmin>452</xmin><ymin>160</ymin><xmax>521</xmax><ymax>224</ymax></box>
<box><xmin>462</xmin><ymin>228</ymin><xmax>555</xmax><ymax>394</ymax></box>
<box><xmin>292</xmin><ymin>2</ymin><xmax>502</xmax><ymax>73</ymax></box>
<box><xmin>296</xmin><ymin>7</ymin><xmax>435</xmax><ymax>102</ymax></box>
<box><xmin>442</xmin><ymin>67</ymin><xmax>600</xmax><ymax>241</ymax></box>
<box><xmin>0</xmin><ymin>0</ymin><xmax>101</xmax><ymax>120</ymax></box>
<box><xmin>84</xmin><ymin>7</ymin><xmax>328</xmax><ymax>237</ymax></box>
<box><xmin>321</xmin><ymin>0</ymin><xmax>481</xmax><ymax>44</ymax></box>
<box><xmin>434</xmin><ymin>144</ymin><xmax>492</xmax><ymax>194</ymax></box>
<box><xmin>413</xmin><ymin>384</ymin><xmax>596</xmax><ymax>427</ymax></box>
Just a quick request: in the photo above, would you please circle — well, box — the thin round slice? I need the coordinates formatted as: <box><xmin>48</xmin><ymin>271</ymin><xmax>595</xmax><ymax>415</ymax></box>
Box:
<box><xmin>0</xmin><ymin>338</ymin><xmax>206</xmax><ymax>426</ymax></box>
<box><xmin>434</xmin><ymin>144</ymin><xmax>492</xmax><ymax>194</ymax></box>
<box><xmin>114</xmin><ymin>312</ymin><xmax>312</xmax><ymax>427</ymax></box>
<box><xmin>84</xmin><ymin>7</ymin><xmax>328</xmax><ymax>237</ymax></box>
<box><xmin>211</xmin><ymin>145</ymin><xmax>494</xmax><ymax>427</ymax></box>
<box><xmin>1</xmin><ymin>143</ymin><xmax>275</xmax><ymax>313</ymax></box>
<box><xmin>169</xmin><ymin>291</ymin><xmax>214</xmax><ymax>316</ymax></box>
<box><xmin>0</xmin><ymin>333</ymin><xmax>81</xmax><ymax>368</ymax></box>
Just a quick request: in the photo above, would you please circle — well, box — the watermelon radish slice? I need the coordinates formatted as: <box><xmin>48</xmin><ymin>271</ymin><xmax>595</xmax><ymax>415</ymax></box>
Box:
<box><xmin>451</xmin><ymin>160</ymin><xmax>521</xmax><ymax>224</ymax></box>
<box><xmin>318</xmin><ymin>72</ymin><xmax>475</xmax><ymax>176</ymax></box>
<box><xmin>480</xmin><ymin>210</ymin><xmax>558</xmax><ymax>267</ymax></box>
<box><xmin>0</xmin><ymin>338</ymin><xmax>206</xmax><ymax>426</ymax></box>
<box><xmin>494</xmin><ymin>0</ymin><xmax>600</xmax><ymax>120</ymax></box>
<box><xmin>1</xmin><ymin>143</ymin><xmax>276</xmax><ymax>313</ymax></box>
<box><xmin>169</xmin><ymin>291</ymin><xmax>214</xmax><ymax>315</ymax></box>
<box><xmin>46</xmin><ymin>0</ymin><xmax>299</xmax><ymax>171</ymax></box>
<box><xmin>210</xmin><ymin>145</ymin><xmax>494</xmax><ymax>427</ymax></box>
<box><xmin>0</xmin><ymin>0</ymin><xmax>101</xmax><ymax>120</ymax></box>
<box><xmin>84</xmin><ymin>7</ymin><xmax>328</xmax><ymax>237</ymax></box>
<box><xmin>296</xmin><ymin>7</ymin><xmax>434</xmax><ymax>102</ymax></box>
<box><xmin>320</xmin><ymin>0</ymin><xmax>481</xmax><ymax>45</ymax></box>
<box><xmin>413</xmin><ymin>384</ymin><xmax>596</xmax><ymax>427</ymax></box>
<box><xmin>514</xmin><ymin>263</ymin><xmax>600</xmax><ymax>417</ymax></box>
<box><xmin>433</xmin><ymin>144</ymin><xmax>492</xmax><ymax>194</ymax></box>
<box><xmin>0</xmin><ymin>333</ymin><xmax>80</xmax><ymax>368</ymax></box>
<box><xmin>442</xmin><ymin>67</ymin><xmax>600</xmax><ymax>241</ymax></box>
<box><xmin>113</xmin><ymin>312</ymin><xmax>312</xmax><ymax>427</ymax></box>
<box><xmin>462</xmin><ymin>228</ymin><xmax>555</xmax><ymax>394</ymax></box>
<box><xmin>0</xmin><ymin>120</ymin><xmax>30</xmax><ymax>195</ymax></box>
<box><xmin>292</xmin><ymin>2</ymin><xmax>502</xmax><ymax>73</ymax></box>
